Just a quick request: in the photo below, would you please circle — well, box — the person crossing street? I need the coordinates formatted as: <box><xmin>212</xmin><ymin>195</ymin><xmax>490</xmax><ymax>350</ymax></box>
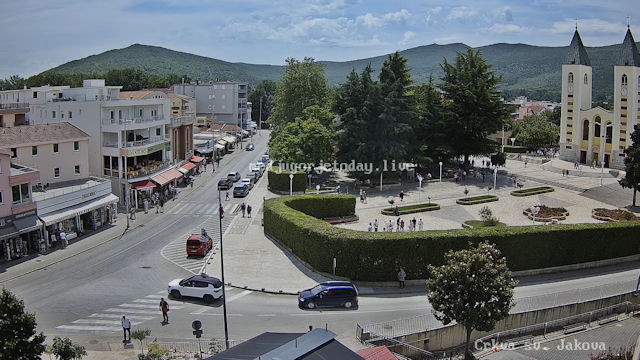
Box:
<box><xmin>159</xmin><ymin>298</ymin><xmax>169</xmax><ymax>324</ymax></box>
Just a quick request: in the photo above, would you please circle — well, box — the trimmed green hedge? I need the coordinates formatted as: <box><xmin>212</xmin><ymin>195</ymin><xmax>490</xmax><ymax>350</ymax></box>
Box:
<box><xmin>503</xmin><ymin>145</ymin><xmax>527</xmax><ymax>153</ymax></box>
<box><xmin>456</xmin><ymin>195</ymin><xmax>499</xmax><ymax>205</ymax></box>
<box><xmin>286</xmin><ymin>195</ymin><xmax>355</xmax><ymax>219</ymax></box>
<box><xmin>268</xmin><ymin>165</ymin><xmax>307</xmax><ymax>193</ymax></box>
<box><xmin>263</xmin><ymin>195</ymin><xmax>640</xmax><ymax>281</ymax></box>
<box><xmin>511</xmin><ymin>187</ymin><xmax>555</xmax><ymax>197</ymax></box>
<box><xmin>381</xmin><ymin>203</ymin><xmax>440</xmax><ymax>215</ymax></box>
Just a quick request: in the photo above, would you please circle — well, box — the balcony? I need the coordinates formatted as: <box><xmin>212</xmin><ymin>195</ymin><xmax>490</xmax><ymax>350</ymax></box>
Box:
<box><xmin>0</xmin><ymin>102</ymin><xmax>29</xmax><ymax>110</ymax></box>
<box><xmin>170</xmin><ymin>115</ymin><xmax>195</xmax><ymax>127</ymax></box>
<box><xmin>102</xmin><ymin>116</ymin><xmax>164</xmax><ymax>125</ymax></box>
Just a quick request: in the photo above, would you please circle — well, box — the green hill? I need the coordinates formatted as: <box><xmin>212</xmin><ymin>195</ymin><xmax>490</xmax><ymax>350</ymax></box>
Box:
<box><xmin>43</xmin><ymin>41</ymin><xmax>637</xmax><ymax>101</ymax></box>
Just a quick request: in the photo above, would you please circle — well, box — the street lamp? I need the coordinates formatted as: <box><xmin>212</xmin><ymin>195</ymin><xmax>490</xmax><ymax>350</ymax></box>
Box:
<box><xmin>596</xmin><ymin>122</ymin><xmax>613</xmax><ymax>186</ymax></box>
<box><xmin>439</xmin><ymin>162</ymin><xmax>443</xmax><ymax>183</ymax></box>
<box><xmin>417</xmin><ymin>174</ymin><xmax>423</xmax><ymax>203</ymax></box>
<box><xmin>493</xmin><ymin>166</ymin><xmax>497</xmax><ymax>191</ymax></box>
<box><xmin>501</xmin><ymin>125</ymin><xmax>505</xmax><ymax>153</ymax></box>
<box><xmin>289</xmin><ymin>173</ymin><xmax>294</xmax><ymax>196</ymax></box>
<box><xmin>510</xmin><ymin>137</ymin><xmax>516</xmax><ymax>146</ymax></box>
<box><xmin>258</xmin><ymin>96</ymin><xmax>263</xmax><ymax>136</ymax></box>
<box><xmin>217</xmin><ymin>190</ymin><xmax>230</xmax><ymax>349</ymax></box>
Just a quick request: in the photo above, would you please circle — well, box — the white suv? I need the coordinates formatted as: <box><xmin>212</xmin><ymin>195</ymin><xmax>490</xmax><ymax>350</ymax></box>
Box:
<box><xmin>168</xmin><ymin>274</ymin><xmax>223</xmax><ymax>304</ymax></box>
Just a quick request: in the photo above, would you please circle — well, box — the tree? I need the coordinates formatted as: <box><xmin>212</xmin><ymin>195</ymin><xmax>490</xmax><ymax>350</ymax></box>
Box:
<box><xmin>0</xmin><ymin>288</ymin><xmax>46</xmax><ymax>359</ymax></box>
<box><xmin>515</xmin><ymin>114</ymin><xmax>559</xmax><ymax>150</ymax></box>
<box><xmin>427</xmin><ymin>242</ymin><xmax>517</xmax><ymax>360</ymax></box>
<box><xmin>269</xmin><ymin>57</ymin><xmax>327</xmax><ymax>129</ymax></box>
<box><xmin>51</xmin><ymin>337</ymin><xmax>86</xmax><ymax>360</ymax></box>
<box><xmin>412</xmin><ymin>77</ymin><xmax>447</xmax><ymax>167</ymax></box>
<box><xmin>248</xmin><ymin>80</ymin><xmax>277</xmax><ymax>127</ymax></box>
<box><xmin>440</xmin><ymin>49</ymin><xmax>509</xmax><ymax>168</ymax></box>
<box><xmin>131</xmin><ymin>329</ymin><xmax>152</xmax><ymax>356</ymax></box>
<box><xmin>619</xmin><ymin>124</ymin><xmax>640</xmax><ymax>206</ymax></box>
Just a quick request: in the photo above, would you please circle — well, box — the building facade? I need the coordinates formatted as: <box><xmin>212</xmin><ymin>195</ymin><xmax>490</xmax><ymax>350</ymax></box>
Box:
<box><xmin>0</xmin><ymin>149</ymin><xmax>41</xmax><ymax>261</ymax></box>
<box><xmin>171</xmin><ymin>82</ymin><xmax>250</xmax><ymax>130</ymax></box>
<box><xmin>559</xmin><ymin>27</ymin><xmax>640</xmax><ymax>170</ymax></box>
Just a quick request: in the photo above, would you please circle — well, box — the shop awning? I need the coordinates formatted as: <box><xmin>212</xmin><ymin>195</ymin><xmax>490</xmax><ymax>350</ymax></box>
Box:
<box><xmin>177</xmin><ymin>167</ymin><xmax>189</xmax><ymax>174</ymax></box>
<box><xmin>222</xmin><ymin>136</ymin><xmax>236</xmax><ymax>144</ymax></box>
<box><xmin>181</xmin><ymin>162</ymin><xmax>196</xmax><ymax>171</ymax></box>
<box><xmin>39</xmin><ymin>194</ymin><xmax>119</xmax><ymax>226</ymax></box>
<box><xmin>151</xmin><ymin>174</ymin><xmax>171</xmax><ymax>186</ymax></box>
<box><xmin>160</xmin><ymin>168</ymin><xmax>183</xmax><ymax>182</ymax></box>
<box><xmin>194</xmin><ymin>139</ymin><xmax>209</xmax><ymax>146</ymax></box>
<box><xmin>214</xmin><ymin>144</ymin><xmax>225</xmax><ymax>150</ymax></box>
<box><xmin>190</xmin><ymin>155</ymin><xmax>204</xmax><ymax>163</ymax></box>
<box><xmin>0</xmin><ymin>226</ymin><xmax>18</xmax><ymax>241</ymax></box>
<box><xmin>14</xmin><ymin>215</ymin><xmax>40</xmax><ymax>234</ymax></box>
<box><xmin>217</xmin><ymin>140</ymin><xmax>228</xmax><ymax>146</ymax></box>
<box><xmin>131</xmin><ymin>180</ymin><xmax>156</xmax><ymax>190</ymax></box>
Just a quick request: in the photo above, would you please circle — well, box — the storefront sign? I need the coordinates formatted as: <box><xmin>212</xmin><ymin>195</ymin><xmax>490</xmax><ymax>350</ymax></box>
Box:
<box><xmin>82</xmin><ymin>191</ymin><xmax>97</xmax><ymax>199</ymax></box>
<box><xmin>12</xmin><ymin>210</ymin><xmax>36</xmax><ymax>220</ymax></box>
<box><xmin>120</xmin><ymin>142</ymin><xmax>165</xmax><ymax>157</ymax></box>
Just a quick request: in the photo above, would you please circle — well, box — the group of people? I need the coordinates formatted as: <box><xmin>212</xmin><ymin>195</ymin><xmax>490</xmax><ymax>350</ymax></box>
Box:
<box><xmin>359</xmin><ymin>189</ymin><xmax>368</xmax><ymax>203</ymax></box>
<box><xmin>49</xmin><ymin>229</ymin><xmax>68</xmax><ymax>250</ymax></box>
<box><xmin>240</xmin><ymin>202</ymin><xmax>253</xmax><ymax>218</ymax></box>
<box><xmin>368</xmin><ymin>217</ymin><xmax>424</xmax><ymax>232</ymax></box>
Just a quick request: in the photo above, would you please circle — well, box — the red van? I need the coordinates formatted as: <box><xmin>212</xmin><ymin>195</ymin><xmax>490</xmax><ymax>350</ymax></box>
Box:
<box><xmin>186</xmin><ymin>233</ymin><xmax>213</xmax><ymax>257</ymax></box>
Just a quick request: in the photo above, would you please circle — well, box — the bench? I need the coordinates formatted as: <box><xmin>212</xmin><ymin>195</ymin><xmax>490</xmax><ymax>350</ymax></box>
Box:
<box><xmin>506</xmin><ymin>335</ymin><xmax>534</xmax><ymax>348</ymax></box>
<box><xmin>597</xmin><ymin>316</ymin><xmax>618</xmax><ymax>326</ymax></box>
<box><xmin>563</xmin><ymin>322</ymin><xmax>587</xmax><ymax>334</ymax></box>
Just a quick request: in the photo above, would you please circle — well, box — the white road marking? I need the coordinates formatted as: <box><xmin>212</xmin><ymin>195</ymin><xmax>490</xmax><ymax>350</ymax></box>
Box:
<box><xmin>256</xmin><ymin>314</ymin><xmax>276</xmax><ymax>317</ymax></box>
<box><xmin>188</xmin><ymin>313</ymin><xmax>244</xmax><ymax>317</ymax></box>
<box><xmin>226</xmin><ymin>290</ymin><xmax>252</xmax><ymax>303</ymax></box>
<box><xmin>56</xmin><ymin>325</ymin><xmax>122</xmax><ymax>332</ymax></box>
<box><xmin>72</xmin><ymin>319</ymin><xmax>142</xmax><ymax>326</ymax></box>
<box><xmin>88</xmin><ymin>313</ymin><xmax>154</xmax><ymax>321</ymax></box>
<box><xmin>105</xmin><ymin>308</ymin><xmax>160</xmax><ymax>315</ymax></box>
<box><xmin>133</xmin><ymin>299</ymin><xmax>160</xmax><ymax>304</ymax></box>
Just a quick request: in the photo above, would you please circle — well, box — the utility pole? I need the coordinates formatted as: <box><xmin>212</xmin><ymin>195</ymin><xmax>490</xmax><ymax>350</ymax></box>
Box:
<box><xmin>259</xmin><ymin>96</ymin><xmax>262</xmax><ymax>136</ymax></box>
<box><xmin>122</xmin><ymin>121</ymin><xmax>130</xmax><ymax>230</ymax></box>
<box><xmin>218</xmin><ymin>190</ymin><xmax>230</xmax><ymax>349</ymax></box>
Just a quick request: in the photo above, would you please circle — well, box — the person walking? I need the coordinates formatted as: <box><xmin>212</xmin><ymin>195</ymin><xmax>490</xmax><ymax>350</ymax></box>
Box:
<box><xmin>225</xmin><ymin>190</ymin><xmax>230</xmax><ymax>201</ymax></box>
<box><xmin>368</xmin><ymin>223</ymin><xmax>372</xmax><ymax>232</ymax></box>
<box><xmin>50</xmin><ymin>232</ymin><xmax>57</xmax><ymax>249</ymax></box>
<box><xmin>373</xmin><ymin>219</ymin><xmax>378</xmax><ymax>232</ymax></box>
<box><xmin>247</xmin><ymin>204</ymin><xmax>252</xmax><ymax>218</ymax></box>
<box><xmin>60</xmin><ymin>231</ymin><xmax>67</xmax><ymax>248</ymax></box>
<box><xmin>396</xmin><ymin>218</ymin><xmax>401</xmax><ymax>231</ymax></box>
<box><xmin>400</xmin><ymin>219</ymin><xmax>405</xmax><ymax>232</ymax></box>
<box><xmin>121</xmin><ymin>316</ymin><xmax>131</xmax><ymax>342</ymax></box>
<box><xmin>159</xmin><ymin>198</ymin><xmax>164</xmax><ymax>213</ymax></box>
<box><xmin>159</xmin><ymin>298</ymin><xmax>169</xmax><ymax>324</ymax></box>
<box><xmin>412</xmin><ymin>217</ymin><xmax>417</xmax><ymax>231</ymax></box>
<box><xmin>241</xmin><ymin>203</ymin><xmax>246</xmax><ymax>217</ymax></box>
<box><xmin>418</xmin><ymin>218</ymin><xmax>424</xmax><ymax>231</ymax></box>
<box><xmin>399</xmin><ymin>191</ymin><xmax>404</xmax><ymax>201</ymax></box>
<box><xmin>397</xmin><ymin>268</ymin><xmax>406</xmax><ymax>288</ymax></box>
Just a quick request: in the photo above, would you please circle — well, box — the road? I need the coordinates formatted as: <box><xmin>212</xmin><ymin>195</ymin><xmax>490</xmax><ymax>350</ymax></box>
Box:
<box><xmin>2</xmin><ymin>130</ymin><xmax>640</xmax><ymax>353</ymax></box>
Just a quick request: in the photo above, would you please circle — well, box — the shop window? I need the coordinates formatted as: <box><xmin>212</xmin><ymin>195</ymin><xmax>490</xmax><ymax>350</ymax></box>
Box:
<box><xmin>10</xmin><ymin>148</ymin><xmax>16</xmax><ymax>158</ymax></box>
<box><xmin>32</xmin><ymin>146</ymin><xmax>38</xmax><ymax>156</ymax></box>
<box><xmin>52</xmin><ymin>111</ymin><xmax>56</xmax><ymax>118</ymax></box>
<box><xmin>53</xmin><ymin>143</ymin><xmax>59</xmax><ymax>153</ymax></box>
<box><xmin>74</xmin><ymin>141</ymin><xmax>79</xmax><ymax>151</ymax></box>
<box><xmin>54</xmin><ymin>168</ymin><xmax>60</xmax><ymax>178</ymax></box>
<box><xmin>75</xmin><ymin>165</ymin><xmax>80</xmax><ymax>175</ymax></box>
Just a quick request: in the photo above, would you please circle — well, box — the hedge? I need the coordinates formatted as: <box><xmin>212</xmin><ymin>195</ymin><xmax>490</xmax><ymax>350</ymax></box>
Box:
<box><xmin>268</xmin><ymin>165</ymin><xmax>307</xmax><ymax>193</ymax></box>
<box><xmin>456</xmin><ymin>195</ymin><xmax>499</xmax><ymax>205</ymax></box>
<box><xmin>263</xmin><ymin>195</ymin><xmax>640</xmax><ymax>281</ymax></box>
<box><xmin>503</xmin><ymin>145</ymin><xmax>527</xmax><ymax>153</ymax></box>
<box><xmin>381</xmin><ymin>203</ymin><xmax>440</xmax><ymax>215</ymax></box>
<box><xmin>511</xmin><ymin>187</ymin><xmax>555</xmax><ymax>197</ymax></box>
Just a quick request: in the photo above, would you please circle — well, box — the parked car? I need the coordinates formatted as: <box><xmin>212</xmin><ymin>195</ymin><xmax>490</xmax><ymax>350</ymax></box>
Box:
<box><xmin>168</xmin><ymin>273</ymin><xmax>222</xmax><ymax>304</ymax></box>
<box><xmin>233</xmin><ymin>183</ymin><xmax>250</xmax><ymax>197</ymax></box>
<box><xmin>251</xmin><ymin>166</ymin><xmax>263</xmax><ymax>176</ymax></box>
<box><xmin>246</xmin><ymin>172</ymin><xmax>258</xmax><ymax>182</ymax></box>
<box><xmin>227</xmin><ymin>172</ymin><xmax>241</xmax><ymax>182</ymax></box>
<box><xmin>298</xmin><ymin>281</ymin><xmax>359</xmax><ymax>309</ymax></box>
<box><xmin>186</xmin><ymin>231</ymin><xmax>213</xmax><ymax>257</ymax></box>
<box><xmin>240</xmin><ymin>178</ymin><xmax>254</xmax><ymax>190</ymax></box>
<box><xmin>246</xmin><ymin>143</ymin><xmax>255</xmax><ymax>151</ymax></box>
<box><xmin>261</xmin><ymin>155</ymin><xmax>270</xmax><ymax>164</ymax></box>
<box><xmin>217</xmin><ymin>178</ymin><xmax>233</xmax><ymax>190</ymax></box>
<box><xmin>256</xmin><ymin>163</ymin><xmax>266</xmax><ymax>172</ymax></box>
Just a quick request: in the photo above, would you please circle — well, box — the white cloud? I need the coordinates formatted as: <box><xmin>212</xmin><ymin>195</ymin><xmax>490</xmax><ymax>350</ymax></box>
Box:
<box><xmin>492</xmin><ymin>7</ymin><xmax>513</xmax><ymax>22</ymax></box>
<box><xmin>549</xmin><ymin>18</ymin><xmax>623</xmax><ymax>36</ymax></box>
<box><xmin>425</xmin><ymin>6</ymin><xmax>442</xmax><ymax>24</ymax></box>
<box><xmin>356</xmin><ymin>9</ymin><xmax>410</xmax><ymax>28</ymax></box>
<box><xmin>488</xmin><ymin>24</ymin><xmax>528</xmax><ymax>34</ymax></box>
<box><xmin>356</xmin><ymin>13</ymin><xmax>384</xmax><ymax>28</ymax></box>
<box><xmin>401</xmin><ymin>31</ymin><xmax>416</xmax><ymax>44</ymax></box>
<box><xmin>447</xmin><ymin>6</ymin><xmax>478</xmax><ymax>21</ymax></box>
<box><xmin>382</xmin><ymin>9</ymin><xmax>410</xmax><ymax>22</ymax></box>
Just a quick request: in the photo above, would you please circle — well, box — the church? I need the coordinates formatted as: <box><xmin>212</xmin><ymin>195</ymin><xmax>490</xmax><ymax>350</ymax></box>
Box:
<box><xmin>559</xmin><ymin>26</ymin><xmax>640</xmax><ymax>170</ymax></box>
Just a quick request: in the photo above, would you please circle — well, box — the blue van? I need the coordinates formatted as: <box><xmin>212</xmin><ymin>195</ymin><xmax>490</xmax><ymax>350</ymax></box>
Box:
<box><xmin>298</xmin><ymin>281</ymin><xmax>358</xmax><ymax>309</ymax></box>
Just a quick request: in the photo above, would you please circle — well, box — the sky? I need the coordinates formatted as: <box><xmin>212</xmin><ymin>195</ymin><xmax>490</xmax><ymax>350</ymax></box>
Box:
<box><xmin>1</xmin><ymin>0</ymin><xmax>638</xmax><ymax>79</ymax></box>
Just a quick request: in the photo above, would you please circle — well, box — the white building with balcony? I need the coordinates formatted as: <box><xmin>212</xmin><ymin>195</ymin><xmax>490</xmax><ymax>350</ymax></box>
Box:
<box><xmin>13</xmin><ymin>80</ymin><xmax>174</xmax><ymax>204</ymax></box>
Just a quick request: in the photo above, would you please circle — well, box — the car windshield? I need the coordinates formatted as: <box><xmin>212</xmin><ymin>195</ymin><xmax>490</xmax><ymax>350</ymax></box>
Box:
<box><xmin>309</xmin><ymin>284</ymin><xmax>325</xmax><ymax>296</ymax></box>
<box><xmin>187</xmin><ymin>240</ymin><xmax>201</xmax><ymax>246</ymax></box>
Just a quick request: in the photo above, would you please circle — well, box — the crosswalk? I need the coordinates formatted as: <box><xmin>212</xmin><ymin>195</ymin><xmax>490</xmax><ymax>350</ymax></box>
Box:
<box><xmin>160</xmin><ymin>202</ymin><xmax>237</xmax><ymax>274</ymax></box>
<box><xmin>166</xmin><ymin>201</ymin><xmax>236</xmax><ymax>216</ymax></box>
<box><xmin>54</xmin><ymin>289</ymin><xmax>244</xmax><ymax>334</ymax></box>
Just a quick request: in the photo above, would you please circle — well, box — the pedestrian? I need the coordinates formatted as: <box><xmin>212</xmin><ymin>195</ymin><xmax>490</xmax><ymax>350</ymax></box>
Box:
<box><xmin>241</xmin><ymin>202</ymin><xmax>246</xmax><ymax>217</ymax></box>
<box><xmin>160</xmin><ymin>298</ymin><xmax>169</xmax><ymax>324</ymax></box>
<box><xmin>396</xmin><ymin>218</ymin><xmax>401</xmax><ymax>231</ymax></box>
<box><xmin>399</xmin><ymin>191</ymin><xmax>404</xmax><ymax>201</ymax></box>
<box><xmin>368</xmin><ymin>223</ymin><xmax>372</xmax><ymax>232</ymax></box>
<box><xmin>418</xmin><ymin>218</ymin><xmax>424</xmax><ymax>231</ymax></box>
<box><xmin>50</xmin><ymin>232</ymin><xmax>57</xmax><ymax>249</ymax></box>
<box><xmin>360</xmin><ymin>192</ymin><xmax>364</xmax><ymax>203</ymax></box>
<box><xmin>412</xmin><ymin>217</ymin><xmax>417</xmax><ymax>230</ymax></box>
<box><xmin>121</xmin><ymin>316</ymin><xmax>131</xmax><ymax>342</ymax></box>
<box><xmin>482</xmin><ymin>172</ymin><xmax>485</xmax><ymax>182</ymax></box>
<box><xmin>225</xmin><ymin>190</ymin><xmax>230</xmax><ymax>201</ymax></box>
<box><xmin>60</xmin><ymin>231</ymin><xmax>67</xmax><ymax>248</ymax></box>
<box><xmin>400</xmin><ymin>219</ymin><xmax>405</xmax><ymax>232</ymax></box>
<box><xmin>160</xmin><ymin>198</ymin><xmax>164</xmax><ymax>213</ymax></box>
<box><xmin>397</xmin><ymin>268</ymin><xmax>406</xmax><ymax>288</ymax></box>
<box><xmin>247</xmin><ymin>204</ymin><xmax>252</xmax><ymax>218</ymax></box>
<box><xmin>373</xmin><ymin>218</ymin><xmax>378</xmax><ymax>232</ymax></box>
<box><xmin>363</xmin><ymin>190</ymin><xmax>368</xmax><ymax>204</ymax></box>
<box><xmin>388</xmin><ymin>219</ymin><xmax>393</xmax><ymax>232</ymax></box>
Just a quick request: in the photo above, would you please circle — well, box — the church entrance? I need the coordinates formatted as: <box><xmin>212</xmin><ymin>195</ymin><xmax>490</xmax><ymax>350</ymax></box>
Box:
<box><xmin>580</xmin><ymin>151</ymin><xmax>587</xmax><ymax>164</ymax></box>
<box><xmin>604</xmin><ymin>154</ymin><xmax>610</xmax><ymax>168</ymax></box>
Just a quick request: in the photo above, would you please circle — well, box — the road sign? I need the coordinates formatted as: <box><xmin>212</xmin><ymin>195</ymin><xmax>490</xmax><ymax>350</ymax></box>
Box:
<box><xmin>192</xmin><ymin>320</ymin><xmax>202</xmax><ymax>331</ymax></box>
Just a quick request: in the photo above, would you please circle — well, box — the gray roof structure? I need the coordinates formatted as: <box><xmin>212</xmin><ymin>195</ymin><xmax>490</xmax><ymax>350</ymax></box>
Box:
<box><xmin>564</xmin><ymin>30</ymin><xmax>591</xmax><ymax>66</ymax></box>
<box><xmin>619</xmin><ymin>27</ymin><xmax>640</xmax><ymax>66</ymax></box>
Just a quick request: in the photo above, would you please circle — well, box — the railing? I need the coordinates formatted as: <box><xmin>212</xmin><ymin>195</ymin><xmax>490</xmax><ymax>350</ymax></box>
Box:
<box><xmin>171</xmin><ymin>115</ymin><xmax>195</xmax><ymax>126</ymax></box>
<box><xmin>103</xmin><ymin>169</ymin><xmax>119</xmax><ymax>178</ymax></box>
<box><xmin>0</xmin><ymin>102</ymin><xmax>29</xmax><ymax>110</ymax></box>
<box><xmin>147</xmin><ymin>339</ymin><xmax>243</xmax><ymax>357</ymax></box>
<box><xmin>101</xmin><ymin>116</ymin><xmax>164</xmax><ymax>125</ymax></box>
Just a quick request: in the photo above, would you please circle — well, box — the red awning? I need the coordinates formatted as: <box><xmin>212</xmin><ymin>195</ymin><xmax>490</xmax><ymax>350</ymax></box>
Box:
<box><xmin>161</xmin><ymin>168</ymin><xmax>183</xmax><ymax>182</ymax></box>
<box><xmin>151</xmin><ymin>174</ymin><xmax>171</xmax><ymax>187</ymax></box>
<box><xmin>131</xmin><ymin>180</ymin><xmax>156</xmax><ymax>190</ymax></box>
<box><xmin>181</xmin><ymin>162</ymin><xmax>197</xmax><ymax>171</ymax></box>
<box><xmin>190</xmin><ymin>155</ymin><xmax>204</xmax><ymax>163</ymax></box>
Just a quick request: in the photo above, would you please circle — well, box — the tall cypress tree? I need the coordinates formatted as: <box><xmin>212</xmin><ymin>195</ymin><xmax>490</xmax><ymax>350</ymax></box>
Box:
<box><xmin>619</xmin><ymin>124</ymin><xmax>640</xmax><ymax>206</ymax></box>
<box><xmin>413</xmin><ymin>76</ymin><xmax>447</xmax><ymax>166</ymax></box>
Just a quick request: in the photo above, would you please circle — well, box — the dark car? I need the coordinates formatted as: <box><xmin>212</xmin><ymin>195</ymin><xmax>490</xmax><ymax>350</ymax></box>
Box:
<box><xmin>218</xmin><ymin>178</ymin><xmax>233</xmax><ymax>190</ymax></box>
<box><xmin>233</xmin><ymin>183</ymin><xmax>250</xmax><ymax>197</ymax></box>
<box><xmin>246</xmin><ymin>143</ymin><xmax>254</xmax><ymax>151</ymax></box>
<box><xmin>298</xmin><ymin>281</ymin><xmax>358</xmax><ymax>309</ymax></box>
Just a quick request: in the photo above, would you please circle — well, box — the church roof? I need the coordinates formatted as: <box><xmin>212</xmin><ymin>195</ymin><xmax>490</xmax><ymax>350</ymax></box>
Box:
<box><xmin>619</xmin><ymin>27</ymin><xmax>640</xmax><ymax>67</ymax></box>
<box><xmin>565</xmin><ymin>30</ymin><xmax>591</xmax><ymax>66</ymax></box>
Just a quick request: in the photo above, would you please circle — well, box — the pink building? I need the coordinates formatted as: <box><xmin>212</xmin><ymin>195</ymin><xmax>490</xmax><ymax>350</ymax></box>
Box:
<box><xmin>0</xmin><ymin>148</ymin><xmax>41</xmax><ymax>261</ymax></box>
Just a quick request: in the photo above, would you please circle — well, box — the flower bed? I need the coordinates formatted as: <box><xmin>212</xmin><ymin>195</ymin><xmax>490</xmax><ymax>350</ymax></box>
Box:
<box><xmin>592</xmin><ymin>208</ymin><xmax>639</xmax><ymax>222</ymax></box>
<box><xmin>511</xmin><ymin>186</ymin><xmax>555</xmax><ymax>197</ymax></box>
<box><xmin>381</xmin><ymin>203</ymin><xmax>440</xmax><ymax>215</ymax></box>
<box><xmin>456</xmin><ymin>195</ymin><xmax>499</xmax><ymax>205</ymax></box>
<box><xmin>523</xmin><ymin>205</ymin><xmax>569</xmax><ymax>222</ymax></box>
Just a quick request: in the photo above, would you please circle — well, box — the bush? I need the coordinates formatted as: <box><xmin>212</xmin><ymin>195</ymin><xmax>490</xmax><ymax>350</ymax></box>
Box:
<box><xmin>268</xmin><ymin>166</ymin><xmax>307</xmax><ymax>193</ymax></box>
<box><xmin>503</xmin><ymin>145</ymin><xmax>527</xmax><ymax>153</ymax></box>
<box><xmin>479</xmin><ymin>206</ymin><xmax>500</xmax><ymax>226</ymax></box>
<box><xmin>511</xmin><ymin>186</ymin><xmax>554</xmax><ymax>196</ymax></box>
<box><xmin>263</xmin><ymin>195</ymin><xmax>640</xmax><ymax>281</ymax></box>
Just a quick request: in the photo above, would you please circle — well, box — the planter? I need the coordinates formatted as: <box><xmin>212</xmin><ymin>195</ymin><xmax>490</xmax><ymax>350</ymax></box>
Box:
<box><xmin>511</xmin><ymin>186</ymin><xmax>555</xmax><ymax>197</ymax></box>
<box><xmin>592</xmin><ymin>208</ymin><xmax>639</xmax><ymax>222</ymax></box>
<box><xmin>456</xmin><ymin>195</ymin><xmax>499</xmax><ymax>205</ymax></box>
<box><xmin>523</xmin><ymin>205</ymin><xmax>569</xmax><ymax>222</ymax></box>
<box><xmin>381</xmin><ymin>203</ymin><xmax>440</xmax><ymax>216</ymax></box>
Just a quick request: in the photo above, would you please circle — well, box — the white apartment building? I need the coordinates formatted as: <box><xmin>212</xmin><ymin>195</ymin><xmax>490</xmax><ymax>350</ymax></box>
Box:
<box><xmin>1</xmin><ymin>80</ymin><xmax>174</xmax><ymax>204</ymax></box>
<box><xmin>171</xmin><ymin>81</ymin><xmax>250</xmax><ymax>130</ymax></box>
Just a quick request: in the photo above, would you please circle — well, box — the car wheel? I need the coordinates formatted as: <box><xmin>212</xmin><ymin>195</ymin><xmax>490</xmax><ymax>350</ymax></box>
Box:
<box><xmin>204</xmin><ymin>294</ymin><xmax>214</xmax><ymax>304</ymax></box>
<box><xmin>307</xmin><ymin>302</ymin><xmax>316</xmax><ymax>309</ymax></box>
<box><xmin>344</xmin><ymin>301</ymin><xmax>353</xmax><ymax>309</ymax></box>
<box><xmin>170</xmin><ymin>290</ymin><xmax>181</xmax><ymax>299</ymax></box>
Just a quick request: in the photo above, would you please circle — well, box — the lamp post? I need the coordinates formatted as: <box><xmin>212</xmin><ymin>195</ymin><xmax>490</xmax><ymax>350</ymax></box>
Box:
<box><xmin>501</xmin><ymin>125</ymin><xmax>505</xmax><ymax>153</ymax></box>
<box><xmin>439</xmin><ymin>162</ymin><xmax>443</xmax><ymax>183</ymax></box>
<box><xmin>510</xmin><ymin>137</ymin><xmax>516</xmax><ymax>146</ymax></box>
<box><xmin>417</xmin><ymin>174</ymin><xmax>423</xmax><ymax>203</ymax></box>
<box><xmin>531</xmin><ymin>206</ymin><xmax>540</xmax><ymax>224</ymax></box>
<box><xmin>493</xmin><ymin>166</ymin><xmax>497</xmax><ymax>191</ymax></box>
<box><xmin>217</xmin><ymin>190</ymin><xmax>230</xmax><ymax>349</ymax></box>
<box><xmin>289</xmin><ymin>173</ymin><xmax>294</xmax><ymax>196</ymax></box>
<box><xmin>258</xmin><ymin>96</ymin><xmax>263</xmax><ymax>136</ymax></box>
<box><xmin>121</xmin><ymin>122</ymin><xmax>130</xmax><ymax>230</ymax></box>
<box><xmin>597</xmin><ymin>122</ymin><xmax>612</xmax><ymax>186</ymax></box>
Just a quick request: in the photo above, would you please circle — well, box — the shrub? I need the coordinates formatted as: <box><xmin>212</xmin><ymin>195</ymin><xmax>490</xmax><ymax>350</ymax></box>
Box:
<box><xmin>479</xmin><ymin>206</ymin><xmax>499</xmax><ymax>226</ymax></box>
<box><xmin>264</xmin><ymin>195</ymin><xmax>640</xmax><ymax>281</ymax></box>
<box><xmin>268</xmin><ymin>165</ymin><xmax>307</xmax><ymax>193</ymax></box>
<box><xmin>503</xmin><ymin>145</ymin><xmax>527</xmax><ymax>153</ymax></box>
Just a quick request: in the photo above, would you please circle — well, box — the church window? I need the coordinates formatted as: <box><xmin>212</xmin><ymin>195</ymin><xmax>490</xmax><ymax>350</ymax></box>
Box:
<box><xmin>582</xmin><ymin>120</ymin><xmax>589</xmax><ymax>140</ymax></box>
<box><xmin>568</xmin><ymin>73</ymin><xmax>574</xmax><ymax>83</ymax></box>
<box><xmin>605</xmin><ymin>122</ymin><xmax>612</xmax><ymax>143</ymax></box>
<box><xmin>622</xmin><ymin>74</ymin><xmax>628</xmax><ymax>86</ymax></box>
<box><xmin>584</xmin><ymin>74</ymin><xmax>588</xmax><ymax>84</ymax></box>
<box><xmin>594</xmin><ymin>117</ymin><xmax>601</xmax><ymax>137</ymax></box>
